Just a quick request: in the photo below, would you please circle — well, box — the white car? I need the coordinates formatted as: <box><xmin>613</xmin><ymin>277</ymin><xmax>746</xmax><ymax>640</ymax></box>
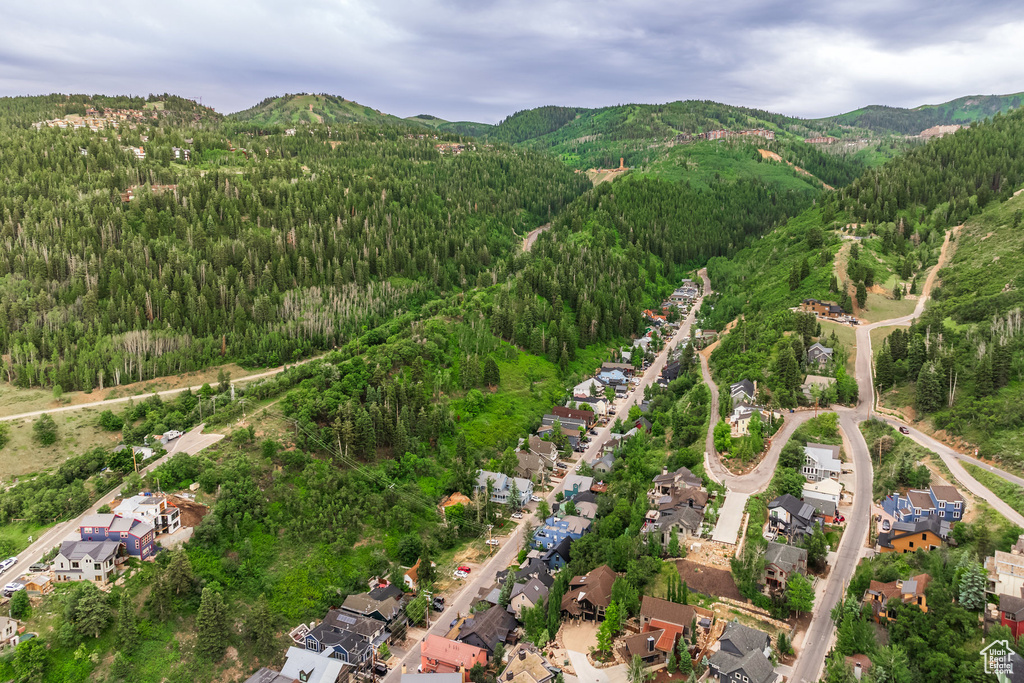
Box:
<box><xmin>0</xmin><ymin>557</ymin><xmax>16</xmax><ymax>575</ymax></box>
<box><xmin>511</xmin><ymin>512</ymin><xmax>524</xmax><ymax>519</ymax></box>
<box><xmin>454</xmin><ymin>570</ymin><xmax>468</xmax><ymax>579</ymax></box>
<box><xmin>530</xmin><ymin>495</ymin><xmax>542</xmax><ymax>503</ymax></box>
<box><xmin>486</xmin><ymin>539</ymin><xmax>500</xmax><ymax>546</ymax></box>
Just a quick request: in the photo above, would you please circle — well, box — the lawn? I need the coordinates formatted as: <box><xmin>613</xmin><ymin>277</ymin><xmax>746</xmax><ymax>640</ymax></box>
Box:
<box><xmin>0</xmin><ymin>520</ymin><xmax>53</xmax><ymax>554</ymax></box>
<box><xmin>0</xmin><ymin>407</ymin><xmax>122</xmax><ymax>479</ymax></box>
<box><xmin>963</xmin><ymin>463</ymin><xmax>1024</xmax><ymax>518</ymax></box>
<box><xmin>859</xmin><ymin>292</ymin><xmax>916</xmax><ymax>323</ymax></box>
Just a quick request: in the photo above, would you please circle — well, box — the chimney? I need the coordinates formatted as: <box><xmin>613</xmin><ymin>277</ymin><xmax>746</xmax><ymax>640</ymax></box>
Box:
<box><xmin>854</xmin><ymin>661</ymin><xmax>862</xmax><ymax>680</ymax></box>
<box><xmin>519</xmin><ymin>649</ymin><xmax>527</xmax><ymax>660</ymax></box>
<box><xmin>619</xmin><ymin>157</ymin><xmax>624</xmax><ymax>170</ymax></box>
<box><xmin>647</xmin><ymin>636</ymin><xmax>655</xmax><ymax>653</ymax></box>
<box><xmin>662</xmin><ymin>466</ymin><xmax>668</xmax><ymax>476</ymax></box>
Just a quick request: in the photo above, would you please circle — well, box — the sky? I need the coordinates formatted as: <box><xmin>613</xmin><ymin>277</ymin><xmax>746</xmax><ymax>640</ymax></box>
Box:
<box><xmin>2</xmin><ymin>0</ymin><xmax>1023</xmax><ymax>123</ymax></box>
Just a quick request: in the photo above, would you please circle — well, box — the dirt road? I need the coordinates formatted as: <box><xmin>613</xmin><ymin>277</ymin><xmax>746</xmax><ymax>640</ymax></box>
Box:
<box><xmin>522</xmin><ymin>223</ymin><xmax>550</xmax><ymax>252</ymax></box>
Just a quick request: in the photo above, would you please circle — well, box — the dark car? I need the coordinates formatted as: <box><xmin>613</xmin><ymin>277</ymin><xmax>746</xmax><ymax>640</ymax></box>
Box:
<box><xmin>373</xmin><ymin>662</ymin><xmax>388</xmax><ymax>676</ymax></box>
<box><xmin>432</xmin><ymin>597</ymin><xmax>445</xmax><ymax>611</ymax></box>
<box><xmin>28</xmin><ymin>563</ymin><xmax>47</xmax><ymax>573</ymax></box>
<box><xmin>899</xmin><ymin>426</ymin><xmax>910</xmax><ymax>435</ymax></box>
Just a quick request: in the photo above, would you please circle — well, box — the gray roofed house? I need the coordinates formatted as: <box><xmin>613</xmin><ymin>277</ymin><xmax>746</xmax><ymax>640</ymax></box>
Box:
<box><xmin>592</xmin><ymin>452</ymin><xmax>616</xmax><ymax>474</ymax></box>
<box><xmin>767</xmin><ymin>494</ymin><xmax>817</xmax><ymax>541</ymax></box>
<box><xmin>516</xmin><ymin>450</ymin><xmax>549</xmax><ymax>481</ymax></box>
<box><xmin>709</xmin><ymin>622</ymin><xmax>777</xmax><ymax>683</ymax></box>
<box><xmin>54</xmin><ymin>540</ymin><xmax>120</xmax><ymax>584</ymax></box>
<box><xmin>457</xmin><ymin>605</ymin><xmax>518</xmax><ymax>656</ymax></box>
<box><xmin>509</xmin><ymin>577</ymin><xmax>550</xmax><ymax>618</ymax></box>
<box><xmin>806</xmin><ymin>343</ymin><xmax>834</xmax><ymax>365</ymax></box>
<box><xmin>243</xmin><ymin>668</ymin><xmax>298</xmax><ymax>683</ymax></box>
<box><xmin>763</xmin><ymin>543</ymin><xmax>808</xmax><ymax>591</ymax></box>
<box><xmin>730</xmin><ymin>379</ymin><xmax>756</xmax><ymax>402</ymax></box>
<box><xmin>475</xmin><ymin>470</ymin><xmax>534</xmax><ymax>506</ymax></box>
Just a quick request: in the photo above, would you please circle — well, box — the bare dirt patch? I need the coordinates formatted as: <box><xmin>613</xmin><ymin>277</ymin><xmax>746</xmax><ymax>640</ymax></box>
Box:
<box><xmin>167</xmin><ymin>495</ymin><xmax>209</xmax><ymax>527</ymax></box>
<box><xmin>675</xmin><ymin>559</ymin><xmax>743</xmax><ymax>601</ymax></box>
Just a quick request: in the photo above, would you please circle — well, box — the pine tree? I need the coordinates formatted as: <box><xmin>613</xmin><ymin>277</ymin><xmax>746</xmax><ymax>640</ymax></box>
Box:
<box><xmin>75</xmin><ymin>585</ymin><xmax>110</xmax><ymax>639</ymax></box>
<box><xmin>856</xmin><ymin>281</ymin><xmax>867</xmax><ymax>308</ymax></box>
<box><xmin>499</xmin><ymin>568</ymin><xmax>516</xmax><ymax>608</ymax></box>
<box><xmin>8</xmin><ymin>589</ymin><xmax>29</xmax><ymax>619</ymax></box>
<box><xmin>167</xmin><ymin>549</ymin><xmax>196</xmax><ymax>595</ymax></box>
<box><xmin>196</xmin><ymin>587</ymin><xmax>229</xmax><ymax>661</ymax></box>
<box><xmin>958</xmin><ymin>561</ymin><xmax>987</xmax><ymax>610</ymax></box>
<box><xmin>483</xmin><ymin>357</ymin><xmax>501</xmax><ymax>387</ymax></box>
<box><xmin>789</xmin><ymin>265</ymin><xmax>801</xmax><ymax>291</ymax></box>
<box><xmin>786</xmin><ymin>574</ymin><xmax>815</xmax><ymax>617</ymax></box>
<box><xmin>117</xmin><ymin>590</ymin><xmax>138</xmax><ymax>653</ymax></box>
<box><xmin>678</xmin><ymin>645</ymin><xmax>693</xmax><ymax>674</ymax></box>
<box><xmin>244</xmin><ymin>594</ymin><xmax>277</xmax><ymax>657</ymax></box>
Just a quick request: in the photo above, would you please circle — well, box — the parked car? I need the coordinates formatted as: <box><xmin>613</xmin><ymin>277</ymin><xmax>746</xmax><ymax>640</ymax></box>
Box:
<box><xmin>432</xmin><ymin>596</ymin><xmax>446</xmax><ymax>611</ymax></box>
<box><xmin>530</xmin><ymin>495</ymin><xmax>542</xmax><ymax>502</ymax></box>
<box><xmin>373</xmin><ymin>663</ymin><xmax>388</xmax><ymax>676</ymax></box>
<box><xmin>2</xmin><ymin>581</ymin><xmax>24</xmax><ymax>598</ymax></box>
<box><xmin>556</xmin><ymin>462</ymin><xmax>569</xmax><ymax>470</ymax></box>
<box><xmin>457</xmin><ymin>565</ymin><xmax>471</xmax><ymax>574</ymax></box>
<box><xmin>454</xmin><ymin>570</ymin><xmax>468</xmax><ymax>579</ymax></box>
<box><xmin>28</xmin><ymin>563</ymin><xmax>47</xmax><ymax>573</ymax></box>
<box><xmin>899</xmin><ymin>426</ymin><xmax>910</xmax><ymax>435</ymax></box>
<box><xmin>486</xmin><ymin>539</ymin><xmax>500</xmax><ymax>546</ymax></box>
<box><xmin>511</xmin><ymin>512</ymin><xmax>524</xmax><ymax>520</ymax></box>
<box><xmin>0</xmin><ymin>558</ymin><xmax>16</xmax><ymax>575</ymax></box>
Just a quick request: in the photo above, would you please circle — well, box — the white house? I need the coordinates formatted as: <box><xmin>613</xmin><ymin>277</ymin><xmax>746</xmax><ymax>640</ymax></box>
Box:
<box><xmin>802</xmin><ymin>479</ymin><xmax>843</xmax><ymax>517</ymax></box>
<box><xmin>573</xmin><ymin>378</ymin><xmax>606</xmax><ymax>398</ymax></box>
<box><xmin>54</xmin><ymin>540</ymin><xmax>119</xmax><ymax>584</ymax></box>
<box><xmin>114</xmin><ymin>495</ymin><xmax>182</xmax><ymax>536</ymax></box>
<box><xmin>475</xmin><ymin>470</ymin><xmax>534</xmax><ymax>506</ymax></box>
<box><xmin>802</xmin><ymin>443</ymin><xmax>842</xmax><ymax>482</ymax></box>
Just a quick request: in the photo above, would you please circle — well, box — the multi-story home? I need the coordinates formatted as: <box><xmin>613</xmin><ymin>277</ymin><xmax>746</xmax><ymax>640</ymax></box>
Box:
<box><xmin>801</xmin><ymin>299</ymin><xmax>843</xmax><ymax>319</ymax></box>
<box><xmin>876</xmin><ymin>517</ymin><xmax>947</xmax><ymax>554</ymax></box>
<box><xmin>638</xmin><ymin>596</ymin><xmax>698</xmax><ymax>657</ymax></box>
<box><xmin>474</xmin><ymin>471</ymin><xmax>534</xmax><ymax>506</ymax></box>
<box><xmin>802</xmin><ymin>479</ymin><xmax>843</xmax><ymax>518</ymax></box>
<box><xmin>767</xmin><ymin>494</ymin><xmax>817</xmax><ymax>541</ymax></box>
<box><xmin>533</xmin><ymin>515</ymin><xmax>591</xmax><ymax>550</ymax></box>
<box><xmin>730</xmin><ymin>379</ymin><xmax>756</xmax><ymax>403</ymax></box>
<box><xmin>863</xmin><ymin>574</ymin><xmax>930</xmax><ymax>622</ymax></box>
<box><xmin>986</xmin><ymin>537</ymin><xmax>1024</xmax><ymax>596</ymax></box>
<box><xmin>79</xmin><ymin>513</ymin><xmax>155</xmax><ymax>559</ymax></box>
<box><xmin>456</xmin><ymin>605</ymin><xmax>518</xmax><ymax>657</ymax></box>
<box><xmin>54</xmin><ymin>540</ymin><xmax>119</xmax><ymax>584</ymax></box>
<box><xmin>881</xmin><ymin>484</ymin><xmax>965</xmax><ymax>523</ymax></box>
<box><xmin>561</xmin><ymin>565</ymin><xmax>616</xmax><ymax>621</ymax></box>
<box><xmin>708</xmin><ymin>622</ymin><xmax>777</xmax><ymax>683</ymax></box>
<box><xmin>420</xmin><ymin>634</ymin><xmax>488</xmax><ymax>678</ymax></box>
<box><xmin>114</xmin><ymin>494</ymin><xmax>181</xmax><ymax>537</ymax></box>
<box><xmin>806</xmin><ymin>343</ymin><xmax>834</xmax><ymax>366</ymax></box>
<box><xmin>763</xmin><ymin>543</ymin><xmax>808</xmax><ymax>592</ymax></box>
<box><xmin>998</xmin><ymin>594</ymin><xmax>1024</xmax><ymax>639</ymax></box>
<box><xmin>802</xmin><ymin>443</ymin><xmax>842</xmax><ymax>482</ymax></box>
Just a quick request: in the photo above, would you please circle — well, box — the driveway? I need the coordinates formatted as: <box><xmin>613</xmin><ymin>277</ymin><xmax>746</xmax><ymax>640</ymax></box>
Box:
<box><xmin>711</xmin><ymin>491</ymin><xmax>749</xmax><ymax>544</ymax></box>
<box><xmin>566</xmin><ymin>650</ymin><xmax>628</xmax><ymax>683</ymax></box>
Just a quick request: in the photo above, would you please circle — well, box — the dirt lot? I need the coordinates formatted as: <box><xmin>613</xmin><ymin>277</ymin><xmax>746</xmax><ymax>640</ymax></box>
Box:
<box><xmin>685</xmin><ymin>540</ymin><xmax>736</xmax><ymax>570</ymax></box>
<box><xmin>676</xmin><ymin>559</ymin><xmax>743</xmax><ymax>601</ymax></box>
<box><xmin>168</xmin><ymin>496</ymin><xmax>209</xmax><ymax>527</ymax></box>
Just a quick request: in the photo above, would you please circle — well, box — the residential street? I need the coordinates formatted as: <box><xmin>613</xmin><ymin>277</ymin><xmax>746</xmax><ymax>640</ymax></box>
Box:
<box><xmin>384</xmin><ymin>281</ymin><xmax>705</xmax><ymax>680</ymax></box>
<box><xmin>2</xmin><ymin>424</ymin><xmax>222</xmax><ymax>585</ymax></box>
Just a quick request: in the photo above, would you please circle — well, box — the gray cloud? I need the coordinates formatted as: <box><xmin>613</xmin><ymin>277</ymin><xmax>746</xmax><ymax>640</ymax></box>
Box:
<box><xmin>1</xmin><ymin>0</ymin><xmax>1021</xmax><ymax>122</ymax></box>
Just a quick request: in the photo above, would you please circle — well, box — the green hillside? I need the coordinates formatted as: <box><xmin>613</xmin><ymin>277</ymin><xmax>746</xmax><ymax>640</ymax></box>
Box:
<box><xmin>809</xmin><ymin>92</ymin><xmax>1024</xmax><ymax>136</ymax></box>
<box><xmin>229</xmin><ymin>93</ymin><xmax>416</xmax><ymax>126</ymax></box>
<box><xmin>0</xmin><ymin>93</ymin><xmax>219</xmax><ymax>129</ymax></box>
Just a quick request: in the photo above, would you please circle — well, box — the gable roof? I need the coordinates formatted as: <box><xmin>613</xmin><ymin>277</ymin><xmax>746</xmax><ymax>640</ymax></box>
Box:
<box><xmin>542</xmin><ymin>536</ymin><xmax>572</xmax><ymax>565</ymax></box>
<box><xmin>368</xmin><ymin>583</ymin><xmax>404</xmax><ymax>602</ymax></box>
<box><xmin>640</xmin><ymin>595</ymin><xmax>696</xmax><ymax>627</ymax></box>
<box><xmin>621</xmin><ymin>629</ymin><xmax>666</xmax><ymax>658</ymax></box>
<box><xmin>562</xmin><ymin>565</ymin><xmax>616</xmax><ymax>612</ymax></box>
<box><xmin>804</xmin><ymin>443</ymin><xmax>842</xmax><ymax>471</ymax></box>
<box><xmin>1000</xmin><ymin>594</ymin><xmax>1024</xmax><ymax>620</ymax></box>
<box><xmin>510</xmin><ymin>578</ymin><xmax>550</xmax><ymax>606</ymax></box>
<box><xmin>280</xmin><ymin>647</ymin><xmax>347</xmax><ymax>683</ymax></box>
<box><xmin>765</xmin><ymin>543</ymin><xmax>807</xmax><ymax>574</ymax></box>
<box><xmin>719</xmin><ymin>621</ymin><xmax>770</xmax><ymax>655</ymax></box>
<box><xmin>930</xmin><ymin>485</ymin><xmax>964</xmax><ymax>505</ymax></box>
<box><xmin>458</xmin><ymin>605</ymin><xmax>518</xmax><ymax>652</ymax></box>
<box><xmin>244</xmin><ymin>668</ymin><xmax>298</xmax><ymax>683</ymax></box>
<box><xmin>58</xmin><ymin>540</ymin><xmax>120</xmax><ymax>563</ymax></box>
<box><xmin>877</xmin><ymin>517</ymin><xmax>947</xmax><ymax>549</ymax></box>
<box><xmin>866</xmin><ymin>573</ymin><xmax>931</xmax><ymax>602</ymax></box>
<box><xmin>807</xmin><ymin>343</ymin><xmax>833</xmax><ymax>357</ymax></box>
<box><xmin>710</xmin><ymin>648</ymin><xmax>777</xmax><ymax>683</ymax></box>
<box><xmin>730</xmin><ymin>379</ymin><xmax>755</xmax><ymax>398</ymax></box>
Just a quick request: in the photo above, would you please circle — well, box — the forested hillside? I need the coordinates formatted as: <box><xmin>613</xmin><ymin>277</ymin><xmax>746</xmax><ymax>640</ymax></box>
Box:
<box><xmin>0</xmin><ymin>108</ymin><xmax>589</xmax><ymax>391</ymax></box>
<box><xmin>811</xmin><ymin>92</ymin><xmax>1024</xmax><ymax>136</ymax></box>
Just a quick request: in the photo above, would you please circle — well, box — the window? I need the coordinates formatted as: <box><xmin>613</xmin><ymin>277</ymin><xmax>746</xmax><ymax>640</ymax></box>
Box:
<box><xmin>120</xmin><ymin>532</ymin><xmax>128</xmax><ymax>539</ymax></box>
<box><xmin>909</xmin><ymin>542</ymin><xmax>914</xmax><ymax>548</ymax></box>
<box><xmin>94</xmin><ymin>563</ymin><xmax>101</xmax><ymax>570</ymax></box>
<box><xmin>922</xmin><ymin>533</ymin><xmax>927</xmax><ymax>540</ymax></box>
<box><xmin>939</xmin><ymin>501</ymin><xmax>945</xmax><ymax>508</ymax></box>
<box><xmin>71</xmin><ymin>561</ymin><xmax>79</xmax><ymax>569</ymax></box>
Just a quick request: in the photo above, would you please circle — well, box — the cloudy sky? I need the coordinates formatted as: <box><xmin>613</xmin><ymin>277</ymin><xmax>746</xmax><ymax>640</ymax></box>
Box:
<box><xmin>2</xmin><ymin>0</ymin><xmax>1022</xmax><ymax>122</ymax></box>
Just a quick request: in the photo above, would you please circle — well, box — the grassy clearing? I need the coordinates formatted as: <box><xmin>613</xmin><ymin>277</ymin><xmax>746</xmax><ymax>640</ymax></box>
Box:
<box><xmin>963</xmin><ymin>463</ymin><xmax>1024</xmax><ymax>518</ymax></box>
<box><xmin>859</xmin><ymin>292</ymin><xmax>916</xmax><ymax>322</ymax></box>
<box><xmin>0</xmin><ymin>520</ymin><xmax>53</xmax><ymax>554</ymax></box>
<box><xmin>0</xmin><ymin>407</ymin><xmax>121</xmax><ymax>479</ymax></box>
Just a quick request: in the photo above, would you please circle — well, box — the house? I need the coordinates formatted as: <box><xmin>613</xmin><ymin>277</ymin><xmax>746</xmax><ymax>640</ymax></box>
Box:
<box><xmin>498</xmin><ymin>644</ymin><xmax>557</xmax><ymax>683</ymax></box>
<box><xmin>561</xmin><ymin>565</ymin><xmax>616</xmax><ymax>621</ymax></box>
<box><xmin>602</xmin><ymin>430</ymin><xmax>636</xmax><ymax>455</ymax></box>
<box><xmin>560</xmin><ymin>475</ymin><xmax>594</xmax><ymax>499</ymax></box>
<box><xmin>730</xmin><ymin>379</ymin><xmax>756</xmax><ymax>403</ymax></box>
<box><xmin>280</xmin><ymin>646</ymin><xmax>348</xmax><ymax>683</ymax></box>
<box><xmin>533</xmin><ymin>516</ymin><xmax>591</xmax><ymax>550</ymax></box>
<box><xmin>541</xmin><ymin>537</ymin><xmax>572</xmax><ymax>571</ymax></box>
<box><xmin>496</xmin><ymin>559</ymin><xmax>553</xmax><ymax>591</ymax></box>
<box><xmin>652</xmin><ymin>466</ymin><xmax>703</xmax><ymax>495</ymax></box>
<box><xmin>456</xmin><ymin>605</ymin><xmax>518</xmax><ymax>657</ymax></box>
<box><xmin>801</xmin><ymin>299</ymin><xmax>843</xmax><ymax>319</ymax></box>
<box><xmin>802</xmin><ymin>443</ymin><xmax>842</xmax><ymax>482</ymax></box>
<box><xmin>708</xmin><ymin>622</ymin><xmax>777</xmax><ymax>683</ymax></box>
<box><xmin>475</xmin><ymin>471</ymin><xmax>534</xmax><ymax>506</ymax></box>
<box><xmin>114</xmin><ymin>494</ymin><xmax>182</xmax><ymax>536</ymax></box>
<box><xmin>863</xmin><ymin>574</ymin><xmax>930</xmax><ymax>622</ymax></box>
<box><xmin>619</xmin><ymin>630</ymin><xmax>667</xmax><ymax>666</ymax></box>
<box><xmin>881</xmin><ymin>484</ymin><xmax>965</xmax><ymax>523</ymax></box>
<box><xmin>573</xmin><ymin>396</ymin><xmax>610</xmax><ymax>416</ymax></box>
<box><xmin>806</xmin><ymin>343</ymin><xmax>834</xmax><ymax>366</ymax></box>
<box><xmin>405</xmin><ymin>559</ymin><xmax>422</xmax><ymax>593</ymax></box>
<box><xmin>54</xmin><ymin>540</ymin><xmax>120</xmax><ymax>584</ymax></box>
<box><xmin>998</xmin><ymin>593</ymin><xmax>1024</xmax><ymax>640</ymax></box>
<box><xmin>592</xmin><ymin>452</ymin><xmax>616</xmax><ymax>475</ymax></box>
<box><xmin>731</xmin><ymin>403</ymin><xmax>766</xmax><ymax>437</ymax></box>
<box><xmin>767</xmin><ymin>495</ymin><xmax>817</xmax><ymax>541</ymax></box>
<box><xmin>876</xmin><ymin>517</ymin><xmax>947</xmax><ymax>553</ymax></box>
<box><xmin>597</xmin><ymin>369</ymin><xmax>628</xmax><ymax>386</ymax></box>
<box><xmin>303</xmin><ymin>608</ymin><xmax>387</xmax><ymax>665</ymax></box>
<box><xmin>341</xmin><ymin>591</ymin><xmax>405</xmax><ymax>627</ymax></box>
<box><xmin>541</xmin><ymin>414</ymin><xmax>587</xmax><ymax>431</ymax></box>
<box><xmin>0</xmin><ymin>617</ymin><xmax>19</xmax><ymax>651</ymax></box>
<box><xmin>763</xmin><ymin>543</ymin><xmax>807</xmax><ymax>591</ymax></box>
<box><xmin>551</xmin><ymin>406</ymin><xmax>596</xmax><ymax>427</ymax></box>
<box><xmin>79</xmin><ymin>513</ymin><xmax>155</xmax><ymax>559</ymax></box>
<box><xmin>988</xmin><ymin>545</ymin><xmax>1024</xmax><ymax>597</ymax></box>
<box><xmin>661</xmin><ymin>360</ymin><xmax>682</xmax><ymax>382</ymax></box>
<box><xmin>508</xmin><ymin>578</ymin><xmax>550</xmax><ymax>618</ymax></box>
<box><xmin>573</xmin><ymin>378</ymin><xmax>605</xmax><ymax>399</ymax></box>
<box><xmin>642</xmin><ymin>506</ymin><xmax>703</xmax><ymax>545</ymax></box>
<box><xmin>801</xmin><ymin>374</ymin><xmax>836</xmax><ymax>402</ymax></box>
<box><xmin>421</xmin><ymin>635</ymin><xmax>488</xmax><ymax>678</ymax></box>
<box><xmin>639</xmin><ymin>596</ymin><xmax>697</xmax><ymax>656</ymax></box>
<box><xmin>601</xmin><ymin>362</ymin><xmax>634</xmax><ymax>376</ymax></box>
<box><xmin>521</xmin><ymin>436</ymin><xmax>559</xmax><ymax>464</ymax></box>
<box><xmin>516</xmin><ymin>451</ymin><xmax>549</xmax><ymax>482</ymax></box>
<box><xmin>802</xmin><ymin>479</ymin><xmax>843</xmax><ymax>518</ymax></box>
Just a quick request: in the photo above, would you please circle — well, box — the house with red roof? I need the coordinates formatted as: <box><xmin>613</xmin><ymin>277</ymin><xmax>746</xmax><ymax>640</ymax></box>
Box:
<box><xmin>420</xmin><ymin>634</ymin><xmax>487</xmax><ymax>680</ymax></box>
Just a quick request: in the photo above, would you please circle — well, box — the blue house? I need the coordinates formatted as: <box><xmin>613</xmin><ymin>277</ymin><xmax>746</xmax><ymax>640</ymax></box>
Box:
<box><xmin>881</xmin><ymin>484</ymin><xmax>965</xmax><ymax>523</ymax></box>
<box><xmin>303</xmin><ymin>608</ymin><xmax>386</xmax><ymax>666</ymax></box>
<box><xmin>532</xmin><ymin>515</ymin><xmax>591</xmax><ymax>550</ymax></box>
<box><xmin>79</xmin><ymin>513</ymin><xmax>155</xmax><ymax>560</ymax></box>
<box><xmin>597</xmin><ymin>369</ymin><xmax>627</xmax><ymax>385</ymax></box>
<box><xmin>542</xmin><ymin>536</ymin><xmax>572</xmax><ymax>570</ymax></box>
